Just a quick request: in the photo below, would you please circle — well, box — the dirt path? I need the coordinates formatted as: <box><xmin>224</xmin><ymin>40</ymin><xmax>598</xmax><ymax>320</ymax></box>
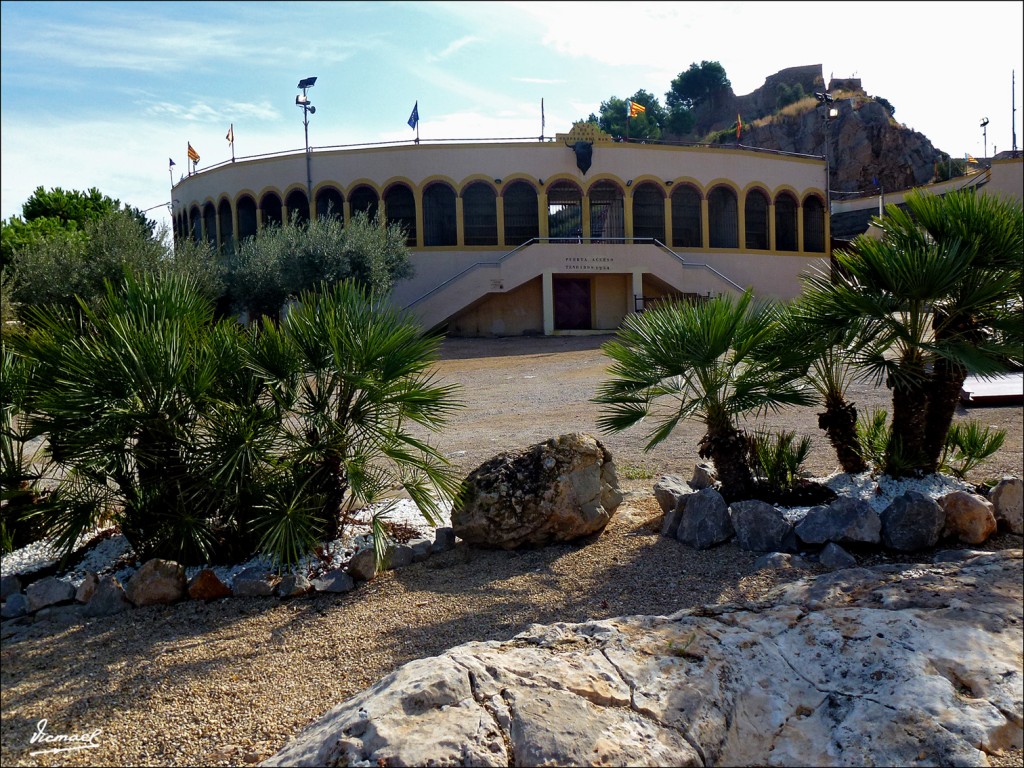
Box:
<box><xmin>424</xmin><ymin>334</ymin><xmax>1023</xmax><ymax>488</ymax></box>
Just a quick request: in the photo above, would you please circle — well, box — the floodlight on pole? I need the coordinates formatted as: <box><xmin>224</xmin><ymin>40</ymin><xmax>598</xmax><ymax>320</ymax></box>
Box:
<box><xmin>980</xmin><ymin>117</ymin><xmax>989</xmax><ymax>159</ymax></box>
<box><xmin>297</xmin><ymin>77</ymin><xmax>318</xmax><ymax>199</ymax></box>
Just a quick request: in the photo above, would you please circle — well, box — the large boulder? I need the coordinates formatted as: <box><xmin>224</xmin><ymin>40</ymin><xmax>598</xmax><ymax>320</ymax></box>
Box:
<box><xmin>675</xmin><ymin>487</ymin><xmax>733</xmax><ymax>550</ymax></box>
<box><xmin>795</xmin><ymin>497</ymin><xmax>881</xmax><ymax>546</ymax></box>
<box><xmin>730</xmin><ymin>499</ymin><xmax>795</xmax><ymax>553</ymax></box>
<box><xmin>452</xmin><ymin>433</ymin><xmax>622</xmax><ymax>549</ymax></box>
<box><xmin>989</xmin><ymin>477</ymin><xmax>1023</xmax><ymax>534</ymax></box>
<box><xmin>265</xmin><ymin>551</ymin><xmax>1023</xmax><ymax>768</ymax></box>
<box><xmin>126</xmin><ymin>559</ymin><xmax>187</xmax><ymax>606</ymax></box>
<box><xmin>940</xmin><ymin>491</ymin><xmax>997</xmax><ymax>545</ymax></box>
<box><xmin>25</xmin><ymin>576</ymin><xmax>75</xmax><ymax>613</ymax></box>
<box><xmin>880</xmin><ymin>491</ymin><xmax>945</xmax><ymax>551</ymax></box>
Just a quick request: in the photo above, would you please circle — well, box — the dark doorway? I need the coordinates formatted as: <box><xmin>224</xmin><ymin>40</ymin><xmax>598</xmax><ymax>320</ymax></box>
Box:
<box><xmin>554</xmin><ymin>278</ymin><xmax>592</xmax><ymax>330</ymax></box>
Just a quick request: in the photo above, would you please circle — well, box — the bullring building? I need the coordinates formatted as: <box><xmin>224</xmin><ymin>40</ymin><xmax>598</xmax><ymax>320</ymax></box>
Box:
<box><xmin>171</xmin><ymin>123</ymin><xmax>830</xmax><ymax>336</ymax></box>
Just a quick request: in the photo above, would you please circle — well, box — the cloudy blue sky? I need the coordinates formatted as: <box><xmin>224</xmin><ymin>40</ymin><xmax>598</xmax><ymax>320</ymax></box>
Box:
<box><xmin>2</xmin><ymin>1</ymin><xmax>1022</xmax><ymax>233</ymax></box>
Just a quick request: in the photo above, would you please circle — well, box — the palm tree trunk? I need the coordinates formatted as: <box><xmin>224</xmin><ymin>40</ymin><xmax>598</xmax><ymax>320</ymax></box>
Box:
<box><xmin>888</xmin><ymin>381</ymin><xmax>930</xmax><ymax>476</ymax></box>
<box><xmin>817</xmin><ymin>395</ymin><xmax>868</xmax><ymax>474</ymax></box>
<box><xmin>922</xmin><ymin>359</ymin><xmax>967</xmax><ymax>473</ymax></box>
<box><xmin>699</xmin><ymin>426</ymin><xmax>753</xmax><ymax>502</ymax></box>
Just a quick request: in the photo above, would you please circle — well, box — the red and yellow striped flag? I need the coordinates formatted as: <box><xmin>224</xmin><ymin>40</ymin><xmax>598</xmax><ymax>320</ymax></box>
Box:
<box><xmin>187</xmin><ymin>143</ymin><xmax>200</xmax><ymax>163</ymax></box>
<box><xmin>628</xmin><ymin>100</ymin><xmax>646</xmax><ymax>118</ymax></box>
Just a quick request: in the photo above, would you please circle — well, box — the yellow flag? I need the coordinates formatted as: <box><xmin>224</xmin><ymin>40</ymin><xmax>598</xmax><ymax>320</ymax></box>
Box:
<box><xmin>628</xmin><ymin>100</ymin><xmax>646</xmax><ymax>118</ymax></box>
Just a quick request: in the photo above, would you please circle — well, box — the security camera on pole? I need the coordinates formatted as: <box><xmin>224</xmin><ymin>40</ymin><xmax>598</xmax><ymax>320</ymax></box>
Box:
<box><xmin>296</xmin><ymin>77</ymin><xmax>318</xmax><ymax>198</ymax></box>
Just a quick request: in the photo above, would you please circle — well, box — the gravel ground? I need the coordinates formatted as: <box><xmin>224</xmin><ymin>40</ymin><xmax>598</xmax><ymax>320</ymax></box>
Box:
<box><xmin>2</xmin><ymin>334</ymin><xmax>1022</xmax><ymax>767</ymax></box>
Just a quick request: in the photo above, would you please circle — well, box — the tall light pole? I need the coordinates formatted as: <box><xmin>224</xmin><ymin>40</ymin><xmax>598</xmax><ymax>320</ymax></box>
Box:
<box><xmin>296</xmin><ymin>77</ymin><xmax>318</xmax><ymax>199</ymax></box>
<box><xmin>980</xmin><ymin>117</ymin><xmax>989</xmax><ymax>159</ymax></box>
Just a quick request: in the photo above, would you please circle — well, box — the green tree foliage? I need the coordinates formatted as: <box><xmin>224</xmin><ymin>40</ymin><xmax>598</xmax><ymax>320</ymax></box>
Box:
<box><xmin>584</xmin><ymin>90</ymin><xmax>667</xmax><ymax>141</ymax></box>
<box><xmin>226</xmin><ymin>211</ymin><xmax>413</xmax><ymax>320</ymax></box>
<box><xmin>2</xmin><ymin>186</ymin><xmax>155</xmax><ymax>271</ymax></box>
<box><xmin>776</xmin><ymin>83</ymin><xmax>806</xmax><ymax>110</ymax></box>
<box><xmin>8</xmin><ymin>209</ymin><xmax>221</xmax><ymax>317</ymax></box>
<box><xmin>594</xmin><ymin>291</ymin><xmax>813</xmax><ymax>501</ymax></box>
<box><xmin>9</xmin><ymin>272</ymin><xmax>461</xmax><ymax>569</ymax></box>
<box><xmin>801</xmin><ymin>189</ymin><xmax>1022</xmax><ymax>477</ymax></box>
<box><xmin>666</xmin><ymin>61</ymin><xmax>731</xmax><ymax>111</ymax></box>
<box><xmin>873</xmin><ymin>95</ymin><xmax>895</xmax><ymax>117</ymax></box>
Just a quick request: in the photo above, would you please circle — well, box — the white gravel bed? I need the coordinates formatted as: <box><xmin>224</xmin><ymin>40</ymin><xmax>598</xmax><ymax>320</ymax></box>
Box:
<box><xmin>1</xmin><ymin>498</ymin><xmax>451</xmax><ymax>587</ymax></box>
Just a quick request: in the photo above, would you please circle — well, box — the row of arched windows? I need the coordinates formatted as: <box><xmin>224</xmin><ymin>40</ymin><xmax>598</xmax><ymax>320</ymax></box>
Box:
<box><xmin>177</xmin><ymin>179</ymin><xmax>826</xmax><ymax>255</ymax></box>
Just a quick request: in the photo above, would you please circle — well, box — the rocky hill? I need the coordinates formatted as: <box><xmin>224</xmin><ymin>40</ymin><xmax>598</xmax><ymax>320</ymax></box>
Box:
<box><xmin>689</xmin><ymin>64</ymin><xmax>945</xmax><ymax>197</ymax></box>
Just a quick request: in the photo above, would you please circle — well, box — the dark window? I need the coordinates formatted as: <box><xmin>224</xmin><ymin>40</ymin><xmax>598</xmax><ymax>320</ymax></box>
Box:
<box><xmin>285</xmin><ymin>190</ymin><xmax>309</xmax><ymax>226</ymax></box>
<box><xmin>547</xmin><ymin>181</ymin><xmax>582</xmax><ymax>241</ymax></box>
<box><xmin>423</xmin><ymin>183</ymin><xmax>457</xmax><ymax>246</ymax></box>
<box><xmin>744</xmin><ymin>189</ymin><xmax>769</xmax><ymax>250</ymax></box>
<box><xmin>803</xmin><ymin>195</ymin><xmax>826</xmax><ymax>252</ymax></box>
<box><xmin>462</xmin><ymin>182</ymin><xmax>497</xmax><ymax>245</ymax></box>
<box><xmin>671</xmin><ymin>185</ymin><xmax>702</xmax><ymax>248</ymax></box>
<box><xmin>218</xmin><ymin>199</ymin><xmax>234</xmax><ymax>255</ymax></box>
<box><xmin>775</xmin><ymin>193</ymin><xmax>798</xmax><ymax>252</ymax></box>
<box><xmin>632</xmin><ymin>183</ymin><xmax>665</xmax><ymax>241</ymax></box>
<box><xmin>384</xmin><ymin>184</ymin><xmax>416</xmax><ymax>246</ymax></box>
<box><xmin>189</xmin><ymin>206</ymin><xmax>202</xmax><ymax>243</ymax></box>
<box><xmin>261</xmin><ymin>193</ymin><xmax>282</xmax><ymax>229</ymax></box>
<box><xmin>588</xmin><ymin>181</ymin><xmax>624</xmax><ymax>242</ymax></box>
<box><xmin>502</xmin><ymin>181</ymin><xmax>538</xmax><ymax>245</ymax></box>
<box><xmin>203</xmin><ymin>203</ymin><xmax>216</xmax><ymax>247</ymax></box>
<box><xmin>316</xmin><ymin>187</ymin><xmax>344</xmax><ymax>221</ymax></box>
<box><xmin>708</xmin><ymin>187</ymin><xmax>738</xmax><ymax>248</ymax></box>
<box><xmin>349</xmin><ymin>186</ymin><xmax>379</xmax><ymax>221</ymax></box>
<box><xmin>237</xmin><ymin>196</ymin><xmax>257</xmax><ymax>241</ymax></box>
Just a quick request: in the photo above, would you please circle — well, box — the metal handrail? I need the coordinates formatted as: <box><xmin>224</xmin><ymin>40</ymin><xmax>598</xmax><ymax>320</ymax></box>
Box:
<box><xmin>403</xmin><ymin>237</ymin><xmax>744</xmax><ymax>310</ymax></box>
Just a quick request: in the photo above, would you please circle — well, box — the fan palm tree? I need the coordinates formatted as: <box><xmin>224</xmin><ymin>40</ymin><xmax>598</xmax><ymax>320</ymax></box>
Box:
<box><xmin>245</xmin><ymin>280</ymin><xmax>463</xmax><ymax>567</ymax></box>
<box><xmin>774</xmin><ymin>300</ymin><xmax>870</xmax><ymax>474</ymax></box>
<box><xmin>801</xmin><ymin>189</ymin><xmax>1022</xmax><ymax>476</ymax></box>
<box><xmin>10</xmin><ymin>271</ymin><xmax>259</xmax><ymax>562</ymax></box>
<box><xmin>594</xmin><ymin>291</ymin><xmax>813</xmax><ymax>501</ymax></box>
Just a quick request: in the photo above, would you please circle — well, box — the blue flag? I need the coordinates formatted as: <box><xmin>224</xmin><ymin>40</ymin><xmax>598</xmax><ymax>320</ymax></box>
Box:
<box><xmin>408</xmin><ymin>101</ymin><xmax>419</xmax><ymax>130</ymax></box>
<box><xmin>169</xmin><ymin>157</ymin><xmax>176</xmax><ymax>168</ymax></box>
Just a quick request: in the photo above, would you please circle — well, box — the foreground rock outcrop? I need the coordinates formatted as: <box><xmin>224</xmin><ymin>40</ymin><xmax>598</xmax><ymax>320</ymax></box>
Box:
<box><xmin>265</xmin><ymin>550</ymin><xmax>1023</xmax><ymax>767</ymax></box>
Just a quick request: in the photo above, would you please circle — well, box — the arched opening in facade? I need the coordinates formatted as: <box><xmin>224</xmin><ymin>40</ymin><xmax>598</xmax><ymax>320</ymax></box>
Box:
<box><xmin>588</xmin><ymin>180</ymin><xmax>625</xmax><ymax>242</ymax></box>
<box><xmin>237</xmin><ymin>195</ymin><xmax>258</xmax><ymax>241</ymax></box>
<box><xmin>670</xmin><ymin>185</ymin><xmax>702</xmax><ymax>248</ymax></box>
<box><xmin>260</xmin><ymin>192</ymin><xmax>283</xmax><ymax>229</ymax></box>
<box><xmin>803</xmin><ymin>195</ymin><xmax>826</xmax><ymax>253</ymax></box>
<box><xmin>632</xmin><ymin>182</ymin><xmax>665</xmax><ymax>241</ymax></box>
<box><xmin>708</xmin><ymin>186</ymin><xmax>738</xmax><ymax>249</ymax></box>
<box><xmin>316</xmin><ymin>187</ymin><xmax>344</xmax><ymax>221</ymax></box>
<box><xmin>547</xmin><ymin>181</ymin><xmax>582</xmax><ymax>241</ymax></box>
<box><xmin>384</xmin><ymin>184</ymin><xmax>416</xmax><ymax>246</ymax></box>
<box><xmin>189</xmin><ymin>205</ymin><xmax>202</xmax><ymax>243</ymax></box>
<box><xmin>774</xmin><ymin>192</ymin><xmax>799</xmax><ymax>252</ymax></box>
<box><xmin>423</xmin><ymin>182</ymin><xmax>457</xmax><ymax>247</ymax></box>
<box><xmin>502</xmin><ymin>181</ymin><xmax>538</xmax><ymax>245</ymax></box>
<box><xmin>744</xmin><ymin>188</ymin><xmax>770</xmax><ymax>250</ymax></box>
<box><xmin>285</xmin><ymin>189</ymin><xmax>310</xmax><ymax>226</ymax></box>
<box><xmin>203</xmin><ymin>203</ymin><xmax>217</xmax><ymax>249</ymax></box>
<box><xmin>349</xmin><ymin>186</ymin><xmax>379</xmax><ymax>221</ymax></box>
<box><xmin>462</xmin><ymin>182</ymin><xmax>497</xmax><ymax>246</ymax></box>
<box><xmin>218</xmin><ymin>198</ymin><xmax>234</xmax><ymax>255</ymax></box>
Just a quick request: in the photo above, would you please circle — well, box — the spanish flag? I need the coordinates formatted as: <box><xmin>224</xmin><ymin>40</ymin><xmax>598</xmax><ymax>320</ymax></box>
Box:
<box><xmin>628</xmin><ymin>100</ymin><xmax>646</xmax><ymax>118</ymax></box>
<box><xmin>736</xmin><ymin>114</ymin><xmax>742</xmax><ymax>140</ymax></box>
<box><xmin>187</xmin><ymin>143</ymin><xmax>200</xmax><ymax>164</ymax></box>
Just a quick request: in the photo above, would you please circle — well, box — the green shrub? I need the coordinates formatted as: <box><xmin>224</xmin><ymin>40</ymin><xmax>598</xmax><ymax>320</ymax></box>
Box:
<box><xmin>748</xmin><ymin>429</ymin><xmax>812</xmax><ymax>494</ymax></box>
<box><xmin>940</xmin><ymin>421</ymin><xmax>1006</xmax><ymax>480</ymax></box>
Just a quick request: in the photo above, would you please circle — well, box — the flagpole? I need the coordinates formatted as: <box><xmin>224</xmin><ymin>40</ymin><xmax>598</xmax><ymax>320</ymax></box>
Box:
<box><xmin>230</xmin><ymin>123</ymin><xmax>235</xmax><ymax>162</ymax></box>
<box><xmin>540</xmin><ymin>98</ymin><xmax>545</xmax><ymax>141</ymax></box>
<box><xmin>416</xmin><ymin>120</ymin><xmax>420</xmax><ymax>145</ymax></box>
